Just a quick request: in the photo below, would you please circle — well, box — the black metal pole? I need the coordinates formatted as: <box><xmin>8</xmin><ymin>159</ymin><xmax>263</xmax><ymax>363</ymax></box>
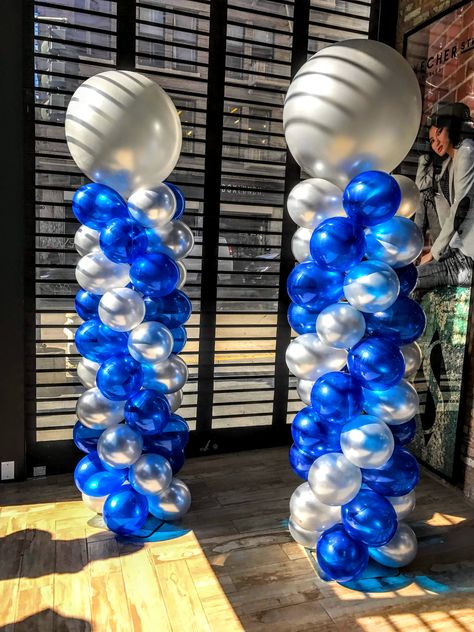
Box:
<box><xmin>116</xmin><ymin>0</ymin><xmax>137</xmax><ymax>70</ymax></box>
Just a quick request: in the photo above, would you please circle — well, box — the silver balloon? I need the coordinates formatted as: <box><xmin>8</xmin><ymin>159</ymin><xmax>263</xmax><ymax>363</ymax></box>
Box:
<box><xmin>340</xmin><ymin>415</ymin><xmax>394</xmax><ymax>469</ymax></box>
<box><xmin>343</xmin><ymin>261</ymin><xmax>400</xmax><ymax>313</ymax></box>
<box><xmin>77</xmin><ymin>358</ymin><xmax>100</xmax><ymax>389</ymax></box>
<box><xmin>128</xmin><ymin>321</ymin><xmax>173</xmax><ymax>364</ymax></box>
<box><xmin>143</xmin><ymin>354</ymin><xmax>188</xmax><ymax>394</ymax></box>
<box><xmin>283</xmin><ymin>40</ymin><xmax>421</xmax><ymax>188</ymax></box>
<box><xmin>75</xmin><ymin>252</ymin><xmax>130</xmax><ymax>295</ymax></box>
<box><xmin>297</xmin><ymin>379</ymin><xmax>315</xmax><ymax>405</ymax></box>
<box><xmin>129</xmin><ymin>453</ymin><xmax>173</xmax><ymax>496</ymax></box>
<box><xmin>291</xmin><ymin>227</ymin><xmax>312</xmax><ymax>262</ymax></box>
<box><xmin>98</xmin><ymin>287</ymin><xmax>145</xmax><ymax>332</ymax></box>
<box><xmin>65</xmin><ymin>70</ymin><xmax>182</xmax><ymax>198</ymax></box>
<box><xmin>316</xmin><ymin>303</ymin><xmax>366</xmax><ymax>349</ymax></box>
<box><xmin>128</xmin><ymin>184</ymin><xmax>176</xmax><ymax>229</ymax></box>
<box><xmin>388</xmin><ymin>490</ymin><xmax>416</xmax><ymax>520</ymax></box>
<box><xmin>394</xmin><ymin>175</ymin><xmax>420</xmax><ymax>219</ymax></box>
<box><xmin>369</xmin><ymin>523</ymin><xmax>418</xmax><ymax>568</ymax></box>
<box><xmin>290</xmin><ymin>482</ymin><xmax>341</xmax><ymax>532</ymax></box>
<box><xmin>363</xmin><ymin>379</ymin><xmax>419</xmax><ymax>425</ymax></box>
<box><xmin>166</xmin><ymin>389</ymin><xmax>183</xmax><ymax>412</ymax></box>
<box><xmin>97</xmin><ymin>423</ymin><xmax>143</xmax><ymax>469</ymax></box>
<box><xmin>285</xmin><ymin>333</ymin><xmax>347</xmax><ymax>381</ymax></box>
<box><xmin>148</xmin><ymin>478</ymin><xmax>191</xmax><ymax>521</ymax></box>
<box><xmin>287</xmin><ymin>178</ymin><xmax>344</xmax><ymax>229</ymax></box>
<box><xmin>176</xmin><ymin>260</ymin><xmax>187</xmax><ymax>289</ymax></box>
<box><xmin>150</xmin><ymin>220</ymin><xmax>195</xmax><ymax>260</ymax></box>
<box><xmin>401</xmin><ymin>342</ymin><xmax>422</xmax><ymax>381</ymax></box>
<box><xmin>76</xmin><ymin>387</ymin><xmax>125</xmax><ymax>430</ymax></box>
<box><xmin>365</xmin><ymin>218</ymin><xmax>423</xmax><ymax>268</ymax></box>
<box><xmin>308</xmin><ymin>452</ymin><xmax>361</xmax><ymax>506</ymax></box>
<box><xmin>74</xmin><ymin>225</ymin><xmax>100</xmax><ymax>256</ymax></box>
<box><xmin>288</xmin><ymin>516</ymin><xmax>321</xmax><ymax>549</ymax></box>
<box><xmin>82</xmin><ymin>492</ymin><xmax>108</xmax><ymax>515</ymax></box>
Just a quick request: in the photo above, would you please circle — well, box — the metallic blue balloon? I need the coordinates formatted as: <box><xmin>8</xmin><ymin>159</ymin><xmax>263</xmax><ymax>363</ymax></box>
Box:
<box><xmin>363</xmin><ymin>296</ymin><xmax>426</xmax><ymax>346</ymax></box>
<box><xmin>311</xmin><ymin>372</ymin><xmax>363</xmax><ymax>424</ymax></box>
<box><xmin>341</xmin><ymin>488</ymin><xmax>398</xmax><ymax>547</ymax></box>
<box><xmin>287</xmin><ymin>260</ymin><xmax>344</xmax><ymax>312</ymax></box>
<box><xmin>362</xmin><ymin>446</ymin><xmax>420</xmax><ymax>496</ymax></box>
<box><xmin>73</xmin><ymin>421</ymin><xmax>102</xmax><ymax>453</ymax></box>
<box><xmin>75</xmin><ymin>289</ymin><xmax>101</xmax><ymax>321</ymax></box>
<box><xmin>310</xmin><ymin>217</ymin><xmax>366</xmax><ymax>271</ymax></box>
<box><xmin>160</xmin><ymin>414</ymin><xmax>190</xmax><ymax>449</ymax></box>
<box><xmin>289</xmin><ymin>444</ymin><xmax>315</xmax><ymax>480</ymax></box>
<box><xmin>143</xmin><ymin>291</ymin><xmax>192</xmax><ymax>329</ymax></box>
<box><xmin>103</xmin><ymin>487</ymin><xmax>149</xmax><ymax>536</ymax></box>
<box><xmin>396</xmin><ymin>264</ymin><xmax>418</xmax><ymax>295</ymax></box>
<box><xmin>365</xmin><ymin>217</ymin><xmax>423</xmax><ymax>268</ymax></box>
<box><xmin>74</xmin><ymin>451</ymin><xmax>126</xmax><ymax>496</ymax></box>
<box><xmin>316</xmin><ymin>524</ymin><xmax>369</xmax><ymax>582</ymax></box>
<box><xmin>170</xmin><ymin>326</ymin><xmax>187</xmax><ymax>354</ymax></box>
<box><xmin>124</xmin><ymin>388</ymin><xmax>171</xmax><ymax>435</ymax></box>
<box><xmin>72</xmin><ymin>183</ymin><xmax>128</xmax><ymax>229</ymax></box>
<box><xmin>348</xmin><ymin>336</ymin><xmax>405</xmax><ymax>391</ymax></box>
<box><xmin>390</xmin><ymin>418</ymin><xmax>417</xmax><ymax>446</ymax></box>
<box><xmin>130</xmin><ymin>253</ymin><xmax>179</xmax><ymax>298</ymax></box>
<box><xmin>75</xmin><ymin>319</ymin><xmax>129</xmax><ymax>363</ymax></box>
<box><xmin>100</xmin><ymin>217</ymin><xmax>148</xmax><ymax>263</ymax></box>
<box><xmin>292</xmin><ymin>407</ymin><xmax>341</xmax><ymax>458</ymax></box>
<box><xmin>96</xmin><ymin>355</ymin><xmax>144</xmax><ymax>401</ymax></box>
<box><xmin>165</xmin><ymin>181</ymin><xmax>185</xmax><ymax>220</ymax></box>
<box><xmin>288</xmin><ymin>302</ymin><xmax>317</xmax><ymax>335</ymax></box>
<box><xmin>343</xmin><ymin>171</ymin><xmax>401</xmax><ymax>227</ymax></box>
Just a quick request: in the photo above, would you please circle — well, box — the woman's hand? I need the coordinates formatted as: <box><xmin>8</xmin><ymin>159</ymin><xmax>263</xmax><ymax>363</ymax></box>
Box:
<box><xmin>420</xmin><ymin>250</ymin><xmax>434</xmax><ymax>265</ymax></box>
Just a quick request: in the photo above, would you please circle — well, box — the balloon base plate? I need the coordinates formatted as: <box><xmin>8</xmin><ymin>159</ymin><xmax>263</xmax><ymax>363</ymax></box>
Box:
<box><xmin>120</xmin><ymin>514</ymin><xmax>189</xmax><ymax>543</ymax></box>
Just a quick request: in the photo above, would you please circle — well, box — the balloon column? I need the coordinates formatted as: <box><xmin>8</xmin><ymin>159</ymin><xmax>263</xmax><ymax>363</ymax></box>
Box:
<box><xmin>284</xmin><ymin>40</ymin><xmax>424</xmax><ymax>581</ymax></box>
<box><xmin>68</xmin><ymin>71</ymin><xmax>192</xmax><ymax>536</ymax></box>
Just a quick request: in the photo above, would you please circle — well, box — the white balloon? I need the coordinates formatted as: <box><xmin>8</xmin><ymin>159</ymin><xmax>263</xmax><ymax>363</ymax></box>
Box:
<box><xmin>288</xmin><ymin>516</ymin><xmax>321</xmax><ymax>548</ymax></box>
<box><xmin>285</xmin><ymin>333</ymin><xmax>347</xmax><ymax>381</ymax></box>
<box><xmin>76</xmin><ymin>387</ymin><xmax>125</xmax><ymax>429</ymax></box>
<box><xmin>128</xmin><ymin>321</ymin><xmax>174</xmax><ymax>363</ymax></box>
<box><xmin>150</xmin><ymin>220</ymin><xmax>195</xmax><ymax>260</ymax></box>
<box><xmin>308</xmin><ymin>453</ymin><xmax>361</xmax><ymax>506</ymax></box>
<box><xmin>388</xmin><ymin>490</ymin><xmax>416</xmax><ymax>519</ymax></box>
<box><xmin>128</xmin><ymin>184</ymin><xmax>176</xmax><ymax>229</ymax></box>
<box><xmin>291</xmin><ymin>227</ymin><xmax>312</xmax><ymax>262</ymax></box>
<box><xmin>369</xmin><ymin>523</ymin><xmax>418</xmax><ymax>568</ymax></box>
<box><xmin>77</xmin><ymin>358</ymin><xmax>100</xmax><ymax>389</ymax></box>
<box><xmin>148</xmin><ymin>478</ymin><xmax>191</xmax><ymax>521</ymax></box>
<box><xmin>74</xmin><ymin>225</ymin><xmax>100</xmax><ymax>256</ymax></box>
<box><xmin>340</xmin><ymin>415</ymin><xmax>394</xmax><ymax>469</ymax></box>
<box><xmin>166</xmin><ymin>389</ymin><xmax>184</xmax><ymax>412</ymax></box>
<box><xmin>176</xmin><ymin>260</ymin><xmax>187</xmax><ymax>289</ymax></box>
<box><xmin>290</xmin><ymin>482</ymin><xmax>341</xmax><ymax>532</ymax></box>
<box><xmin>143</xmin><ymin>355</ymin><xmax>188</xmax><ymax>394</ymax></box>
<box><xmin>97</xmin><ymin>424</ymin><xmax>143</xmax><ymax>469</ymax></box>
<box><xmin>98</xmin><ymin>288</ymin><xmax>145</xmax><ymax>332</ymax></box>
<box><xmin>394</xmin><ymin>175</ymin><xmax>421</xmax><ymax>219</ymax></box>
<box><xmin>297</xmin><ymin>379</ymin><xmax>315</xmax><ymax>405</ymax></box>
<box><xmin>363</xmin><ymin>380</ymin><xmax>419</xmax><ymax>425</ymax></box>
<box><xmin>316</xmin><ymin>303</ymin><xmax>366</xmax><ymax>349</ymax></box>
<box><xmin>287</xmin><ymin>178</ymin><xmax>344</xmax><ymax>229</ymax></box>
<box><xmin>75</xmin><ymin>252</ymin><xmax>130</xmax><ymax>295</ymax></box>
<box><xmin>82</xmin><ymin>492</ymin><xmax>108</xmax><ymax>515</ymax></box>
<box><xmin>401</xmin><ymin>342</ymin><xmax>422</xmax><ymax>381</ymax></box>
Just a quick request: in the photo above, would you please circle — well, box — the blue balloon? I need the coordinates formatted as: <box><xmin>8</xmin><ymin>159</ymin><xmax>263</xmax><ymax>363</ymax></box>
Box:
<box><xmin>348</xmin><ymin>336</ymin><xmax>405</xmax><ymax>391</ymax></box>
<box><xmin>311</xmin><ymin>372</ymin><xmax>363</xmax><ymax>424</ymax></box>
<box><xmin>365</xmin><ymin>217</ymin><xmax>423</xmax><ymax>268</ymax></box>
<box><xmin>316</xmin><ymin>524</ymin><xmax>369</xmax><ymax>582</ymax></box>
<box><xmin>103</xmin><ymin>488</ymin><xmax>149</xmax><ymax>536</ymax></box>
<box><xmin>289</xmin><ymin>444</ymin><xmax>315</xmax><ymax>480</ymax></box>
<box><xmin>396</xmin><ymin>264</ymin><xmax>418</xmax><ymax>295</ymax></box>
<box><xmin>287</xmin><ymin>302</ymin><xmax>317</xmax><ymax>335</ymax></box>
<box><xmin>287</xmin><ymin>261</ymin><xmax>344</xmax><ymax>312</ymax></box>
<box><xmin>130</xmin><ymin>253</ymin><xmax>179</xmax><ymax>298</ymax></box>
<box><xmin>74</xmin><ymin>451</ymin><xmax>126</xmax><ymax>496</ymax></box>
<box><xmin>74</xmin><ymin>452</ymin><xmax>103</xmax><ymax>491</ymax></box>
<box><xmin>310</xmin><ymin>217</ymin><xmax>366</xmax><ymax>271</ymax></box>
<box><xmin>363</xmin><ymin>296</ymin><xmax>426</xmax><ymax>346</ymax></box>
<box><xmin>100</xmin><ymin>217</ymin><xmax>148</xmax><ymax>263</ymax></box>
<box><xmin>144</xmin><ymin>291</ymin><xmax>192</xmax><ymax>328</ymax></box>
<box><xmin>170</xmin><ymin>326</ymin><xmax>187</xmax><ymax>354</ymax></box>
<box><xmin>292</xmin><ymin>406</ymin><xmax>341</xmax><ymax>451</ymax></box>
<box><xmin>124</xmin><ymin>388</ymin><xmax>171</xmax><ymax>435</ymax></box>
<box><xmin>343</xmin><ymin>171</ymin><xmax>401</xmax><ymax>227</ymax></box>
<box><xmin>96</xmin><ymin>355</ymin><xmax>144</xmax><ymax>401</ymax></box>
<box><xmin>165</xmin><ymin>181</ymin><xmax>185</xmax><ymax>220</ymax></box>
<box><xmin>362</xmin><ymin>446</ymin><xmax>420</xmax><ymax>496</ymax></box>
<box><xmin>160</xmin><ymin>414</ymin><xmax>190</xmax><ymax>449</ymax></box>
<box><xmin>390</xmin><ymin>418</ymin><xmax>417</xmax><ymax>446</ymax></box>
<box><xmin>342</xmin><ymin>488</ymin><xmax>398</xmax><ymax>547</ymax></box>
<box><xmin>75</xmin><ymin>319</ymin><xmax>129</xmax><ymax>363</ymax></box>
<box><xmin>72</xmin><ymin>183</ymin><xmax>128</xmax><ymax>229</ymax></box>
<box><xmin>73</xmin><ymin>421</ymin><xmax>102</xmax><ymax>453</ymax></box>
<box><xmin>75</xmin><ymin>289</ymin><xmax>101</xmax><ymax>321</ymax></box>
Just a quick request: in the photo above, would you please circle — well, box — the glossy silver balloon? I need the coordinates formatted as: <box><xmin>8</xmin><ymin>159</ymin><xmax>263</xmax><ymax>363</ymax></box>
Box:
<box><xmin>285</xmin><ymin>333</ymin><xmax>347</xmax><ymax>381</ymax></box>
<box><xmin>143</xmin><ymin>354</ymin><xmax>188</xmax><ymax>394</ymax></box>
<box><xmin>340</xmin><ymin>415</ymin><xmax>394</xmax><ymax>469</ymax></box>
<box><xmin>290</xmin><ymin>482</ymin><xmax>341</xmax><ymax>532</ymax></box>
<box><xmin>65</xmin><ymin>71</ymin><xmax>182</xmax><ymax>198</ymax></box>
<box><xmin>82</xmin><ymin>492</ymin><xmax>108</xmax><ymax>514</ymax></box>
<box><xmin>128</xmin><ymin>321</ymin><xmax>173</xmax><ymax>364</ymax></box>
<box><xmin>176</xmin><ymin>260</ymin><xmax>187</xmax><ymax>289</ymax></box>
<box><xmin>308</xmin><ymin>452</ymin><xmax>361</xmax><ymax>507</ymax></box>
<box><xmin>128</xmin><ymin>184</ymin><xmax>176</xmax><ymax>229</ymax></box>
<box><xmin>394</xmin><ymin>175</ymin><xmax>420</xmax><ymax>219</ymax></box>
<box><xmin>76</xmin><ymin>387</ymin><xmax>125</xmax><ymax>429</ymax></box>
<box><xmin>98</xmin><ymin>287</ymin><xmax>145</xmax><ymax>332</ymax></box>
<box><xmin>165</xmin><ymin>389</ymin><xmax>184</xmax><ymax>412</ymax></box>
<box><xmin>291</xmin><ymin>227</ymin><xmax>312</xmax><ymax>262</ymax></box>
<box><xmin>369</xmin><ymin>523</ymin><xmax>418</xmax><ymax>568</ymax></box>
<box><xmin>97</xmin><ymin>424</ymin><xmax>143</xmax><ymax>469</ymax></box>
<box><xmin>297</xmin><ymin>379</ymin><xmax>315</xmax><ymax>405</ymax></box>
<box><xmin>283</xmin><ymin>40</ymin><xmax>422</xmax><ymax>188</ymax></box>
<box><xmin>151</xmin><ymin>220</ymin><xmax>195</xmax><ymax>260</ymax></box>
<box><xmin>343</xmin><ymin>262</ymin><xmax>400</xmax><ymax>313</ymax></box>
<box><xmin>388</xmin><ymin>490</ymin><xmax>416</xmax><ymax>520</ymax></box>
<box><xmin>287</xmin><ymin>178</ymin><xmax>344</xmax><ymax>229</ymax></box>
<box><xmin>365</xmin><ymin>219</ymin><xmax>423</xmax><ymax>268</ymax></box>
<box><xmin>401</xmin><ymin>342</ymin><xmax>423</xmax><ymax>381</ymax></box>
<box><xmin>363</xmin><ymin>379</ymin><xmax>419</xmax><ymax>425</ymax></box>
<box><xmin>288</xmin><ymin>516</ymin><xmax>321</xmax><ymax>549</ymax></box>
<box><xmin>77</xmin><ymin>358</ymin><xmax>100</xmax><ymax>389</ymax></box>
<box><xmin>129</xmin><ymin>453</ymin><xmax>173</xmax><ymax>496</ymax></box>
<box><xmin>75</xmin><ymin>252</ymin><xmax>130</xmax><ymax>295</ymax></box>
<box><xmin>316</xmin><ymin>303</ymin><xmax>366</xmax><ymax>349</ymax></box>
<box><xmin>74</xmin><ymin>225</ymin><xmax>100</xmax><ymax>256</ymax></box>
<box><xmin>148</xmin><ymin>478</ymin><xmax>191</xmax><ymax>521</ymax></box>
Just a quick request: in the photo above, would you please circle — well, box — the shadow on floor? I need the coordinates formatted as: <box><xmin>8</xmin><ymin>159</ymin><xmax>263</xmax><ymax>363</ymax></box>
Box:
<box><xmin>1</xmin><ymin>609</ymin><xmax>92</xmax><ymax>631</ymax></box>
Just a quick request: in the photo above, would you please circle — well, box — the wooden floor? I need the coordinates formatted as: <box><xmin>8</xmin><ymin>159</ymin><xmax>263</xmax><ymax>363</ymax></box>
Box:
<box><xmin>2</xmin><ymin>447</ymin><xmax>474</xmax><ymax>631</ymax></box>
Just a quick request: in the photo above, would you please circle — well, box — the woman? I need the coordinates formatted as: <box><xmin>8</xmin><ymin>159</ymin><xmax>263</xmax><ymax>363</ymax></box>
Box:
<box><xmin>416</xmin><ymin>102</ymin><xmax>474</xmax><ymax>291</ymax></box>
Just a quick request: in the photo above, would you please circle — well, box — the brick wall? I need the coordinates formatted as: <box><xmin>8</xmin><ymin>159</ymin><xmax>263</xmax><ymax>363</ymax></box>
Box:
<box><xmin>396</xmin><ymin>0</ymin><xmax>461</xmax><ymax>51</ymax></box>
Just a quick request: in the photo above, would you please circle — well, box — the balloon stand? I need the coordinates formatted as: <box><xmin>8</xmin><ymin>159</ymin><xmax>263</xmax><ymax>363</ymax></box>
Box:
<box><xmin>69</xmin><ymin>71</ymin><xmax>193</xmax><ymax>537</ymax></box>
<box><xmin>284</xmin><ymin>41</ymin><xmax>425</xmax><ymax>583</ymax></box>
